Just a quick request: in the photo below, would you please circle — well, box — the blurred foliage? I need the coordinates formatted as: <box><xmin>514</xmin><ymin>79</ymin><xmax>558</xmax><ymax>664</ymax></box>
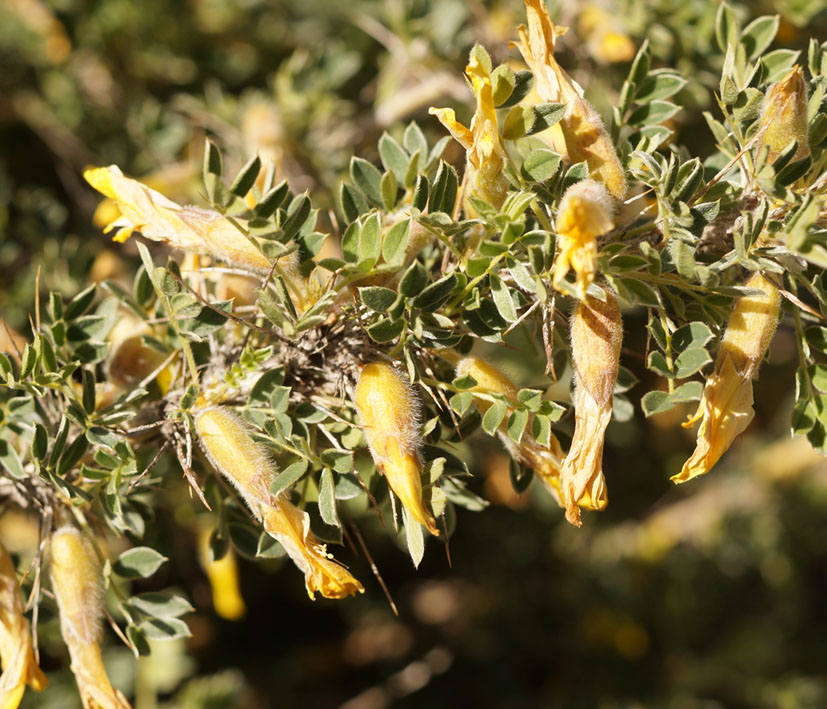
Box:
<box><xmin>1</xmin><ymin>0</ymin><xmax>827</xmax><ymax>707</ymax></box>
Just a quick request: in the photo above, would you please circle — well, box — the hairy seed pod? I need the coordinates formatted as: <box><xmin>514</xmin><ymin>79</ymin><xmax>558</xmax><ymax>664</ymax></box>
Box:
<box><xmin>757</xmin><ymin>66</ymin><xmax>810</xmax><ymax>164</ymax></box>
<box><xmin>456</xmin><ymin>356</ymin><xmax>565</xmax><ymax>498</ymax></box>
<box><xmin>515</xmin><ymin>0</ymin><xmax>627</xmax><ymax>201</ymax></box>
<box><xmin>194</xmin><ymin>408</ymin><xmax>364</xmax><ymax>599</ymax></box>
<box><xmin>0</xmin><ymin>539</ymin><xmax>47</xmax><ymax>708</ymax></box>
<box><xmin>354</xmin><ymin>363</ymin><xmax>439</xmax><ymax>536</ymax></box>
<box><xmin>553</xmin><ymin>179</ymin><xmax>615</xmax><ymax>299</ymax></box>
<box><xmin>50</xmin><ymin>526</ymin><xmax>130</xmax><ymax>709</ymax></box>
<box><xmin>559</xmin><ymin>292</ymin><xmax>623</xmax><ymax>526</ymax></box>
<box><xmin>673</xmin><ymin>273</ymin><xmax>780</xmax><ymax>484</ymax></box>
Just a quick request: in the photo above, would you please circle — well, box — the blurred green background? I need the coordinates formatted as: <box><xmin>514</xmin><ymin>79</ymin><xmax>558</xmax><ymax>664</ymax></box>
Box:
<box><xmin>2</xmin><ymin>0</ymin><xmax>827</xmax><ymax>706</ymax></box>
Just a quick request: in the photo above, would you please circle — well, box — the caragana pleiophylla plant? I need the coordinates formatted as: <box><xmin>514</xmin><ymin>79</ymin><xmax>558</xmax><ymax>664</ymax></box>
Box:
<box><xmin>1</xmin><ymin>0</ymin><xmax>827</xmax><ymax>702</ymax></box>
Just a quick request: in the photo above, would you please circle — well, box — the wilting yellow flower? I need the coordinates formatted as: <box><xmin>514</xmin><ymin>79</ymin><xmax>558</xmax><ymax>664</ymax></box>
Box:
<box><xmin>455</xmin><ymin>356</ymin><xmax>565</xmax><ymax>498</ymax></box>
<box><xmin>0</xmin><ymin>540</ymin><xmax>46</xmax><ymax>708</ymax></box>
<box><xmin>430</xmin><ymin>51</ymin><xmax>509</xmax><ymax>214</ymax></box>
<box><xmin>84</xmin><ymin>165</ymin><xmax>313</xmax><ymax>311</ymax></box>
<box><xmin>578</xmin><ymin>5</ymin><xmax>636</xmax><ymax>64</ymax></box>
<box><xmin>515</xmin><ymin>0</ymin><xmax>627</xmax><ymax>201</ymax></box>
<box><xmin>354</xmin><ymin>363</ymin><xmax>440</xmax><ymax>536</ymax></box>
<box><xmin>553</xmin><ymin>179</ymin><xmax>614</xmax><ymax>298</ymax></box>
<box><xmin>50</xmin><ymin>526</ymin><xmax>131</xmax><ymax>709</ymax></box>
<box><xmin>673</xmin><ymin>273</ymin><xmax>780</xmax><ymax>484</ymax></box>
<box><xmin>757</xmin><ymin>66</ymin><xmax>810</xmax><ymax>164</ymax></box>
<box><xmin>197</xmin><ymin>526</ymin><xmax>246</xmax><ymax>621</ymax></box>
<box><xmin>194</xmin><ymin>408</ymin><xmax>364</xmax><ymax>599</ymax></box>
<box><xmin>559</xmin><ymin>292</ymin><xmax>623</xmax><ymax>526</ymax></box>
<box><xmin>84</xmin><ymin>165</ymin><xmax>268</xmax><ymax>261</ymax></box>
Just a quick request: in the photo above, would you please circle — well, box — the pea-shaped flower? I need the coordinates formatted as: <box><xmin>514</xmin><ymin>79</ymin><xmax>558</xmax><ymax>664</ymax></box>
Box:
<box><xmin>84</xmin><ymin>166</ymin><xmax>311</xmax><ymax>310</ymax></box>
<box><xmin>195</xmin><ymin>407</ymin><xmax>364</xmax><ymax>599</ymax></box>
<box><xmin>430</xmin><ymin>51</ymin><xmax>509</xmax><ymax>215</ymax></box>
<box><xmin>50</xmin><ymin>526</ymin><xmax>131</xmax><ymax>709</ymax></box>
<box><xmin>673</xmin><ymin>273</ymin><xmax>780</xmax><ymax>484</ymax></box>
<box><xmin>515</xmin><ymin>0</ymin><xmax>627</xmax><ymax>201</ymax></box>
<box><xmin>0</xmin><ymin>540</ymin><xmax>47</xmax><ymax>708</ymax></box>
<box><xmin>559</xmin><ymin>292</ymin><xmax>623</xmax><ymax>526</ymax></box>
<box><xmin>553</xmin><ymin>179</ymin><xmax>615</xmax><ymax>299</ymax></box>
<box><xmin>354</xmin><ymin>363</ymin><xmax>439</xmax><ymax>536</ymax></box>
<box><xmin>455</xmin><ymin>356</ymin><xmax>565</xmax><ymax>499</ymax></box>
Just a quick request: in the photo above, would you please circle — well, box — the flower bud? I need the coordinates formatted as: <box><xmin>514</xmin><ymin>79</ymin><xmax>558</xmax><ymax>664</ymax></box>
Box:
<box><xmin>456</xmin><ymin>356</ymin><xmax>565</xmax><ymax>497</ymax></box>
<box><xmin>673</xmin><ymin>273</ymin><xmax>780</xmax><ymax>484</ymax></box>
<box><xmin>515</xmin><ymin>0</ymin><xmax>627</xmax><ymax>201</ymax></box>
<box><xmin>194</xmin><ymin>407</ymin><xmax>364</xmax><ymax>599</ymax></box>
<box><xmin>758</xmin><ymin>66</ymin><xmax>810</xmax><ymax>164</ymax></box>
<box><xmin>354</xmin><ymin>363</ymin><xmax>439</xmax><ymax>536</ymax></box>
<box><xmin>0</xmin><ymin>539</ymin><xmax>47</xmax><ymax>708</ymax></box>
<box><xmin>50</xmin><ymin>526</ymin><xmax>130</xmax><ymax>709</ymax></box>
<box><xmin>553</xmin><ymin>179</ymin><xmax>615</xmax><ymax>299</ymax></box>
<box><xmin>559</xmin><ymin>292</ymin><xmax>623</xmax><ymax>526</ymax></box>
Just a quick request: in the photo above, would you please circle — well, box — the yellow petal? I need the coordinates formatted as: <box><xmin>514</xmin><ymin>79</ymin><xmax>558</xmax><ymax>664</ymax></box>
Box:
<box><xmin>354</xmin><ymin>363</ymin><xmax>440</xmax><ymax>536</ymax></box>
<box><xmin>84</xmin><ymin>165</ymin><xmax>274</xmax><ymax>273</ymax></box>
<box><xmin>0</xmin><ymin>541</ymin><xmax>47</xmax><ymax>708</ymax></box>
<box><xmin>70</xmin><ymin>643</ymin><xmax>131</xmax><ymax>709</ymax></box>
<box><xmin>50</xmin><ymin>528</ymin><xmax>129</xmax><ymax>709</ymax></box>
<box><xmin>198</xmin><ymin>529</ymin><xmax>246</xmax><ymax>621</ymax></box>
<box><xmin>515</xmin><ymin>0</ymin><xmax>627</xmax><ymax>200</ymax></box>
<box><xmin>559</xmin><ymin>293</ymin><xmax>622</xmax><ymax>526</ymax></box>
<box><xmin>260</xmin><ymin>500</ymin><xmax>364</xmax><ymax>600</ymax></box>
<box><xmin>671</xmin><ymin>356</ymin><xmax>755</xmax><ymax>484</ymax></box>
<box><xmin>673</xmin><ymin>272</ymin><xmax>779</xmax><ymax>484</ymax></box>
<box><xmin>195</xmin><ymin>408</ymin><xmax>363</xmax><ymax>598</ymax></box>
<box><xmin>384</xmin><ymin>438</ymin><xmax>439</xmax><ymax>535</ymax></box>
<box><xmin>428</xmin><ymin>107</ymin><xmax>474</xmax><ymax>150</ymax></box>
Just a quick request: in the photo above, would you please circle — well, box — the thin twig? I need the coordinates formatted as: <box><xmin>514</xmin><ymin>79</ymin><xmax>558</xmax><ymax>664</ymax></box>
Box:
<box><xmin>343</xmin><ymin>509</ymin><xmax>398</xmax><ymax>616</ymax></box>
<box><xmin>127</xmin><ymin>440</ymin><xmax>171</xmax><ymax>494</ymax></box>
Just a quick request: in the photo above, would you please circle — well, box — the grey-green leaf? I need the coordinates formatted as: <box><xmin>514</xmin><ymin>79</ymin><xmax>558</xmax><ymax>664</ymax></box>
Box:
<box><xmin>114</xmin><ymin>547</ymin><xmax>168</xmax><ymax>578</ymax></box>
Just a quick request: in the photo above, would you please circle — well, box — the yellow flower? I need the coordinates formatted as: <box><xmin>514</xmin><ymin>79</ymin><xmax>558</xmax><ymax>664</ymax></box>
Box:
<box><xmin>50</xmin><ymin>527</ymin><xmax>131</xmax><ymax>709</ymax></box>
<box><xmin>0</xmin><ymin>540</ymin><xmax>46</xmax><ymax>709</ymax></box>
<box><xmin>514</xmin><ymin>0</ymin><xmax>627</xmax><ymax>201</ymax></box>
<box><xmin>757</xmin><ymin>66</ymin><xmax>810</xmax><ymax>164</ymax></box>
<box><xmin>455</xmin><ymin>356</ymin><xmax>566</xmax><ymax>498</ymax></box>
<box><xmin>430</xmin><ymin>51</ymin><xmax>509</xmax><ymax>214</ymax></box>
<box><xmin>83</xmin><ymin>165</ymin><xmax>312</xmax><ymax>310</ymax></box>
<box><xmin>559</xmin><ymin>292</ymin><xmax>623</xmax><ymax>526</ymax></box>
<box><xmin>552</xmin><ymin>179</ymin><xmax>615</xmax><ymax>299</ymax></box>
<box><xmin>194</xmin><ymin>408</ymin><xmax>364</xmax><ymax>599</ymax></box>
<box><xmin>197</xmin><ymin>527</ymin><xmax>246</xmax><ymax>621</ymax></box>
<box><xmin>673</xmin><ymin>273</ymin><xmax>780</xmax><ymax>484</ymax></box>
<box><xmin>354</xmin><ymin>363</ymin><xmax>439</xmax><ymax>536</ymax></box>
